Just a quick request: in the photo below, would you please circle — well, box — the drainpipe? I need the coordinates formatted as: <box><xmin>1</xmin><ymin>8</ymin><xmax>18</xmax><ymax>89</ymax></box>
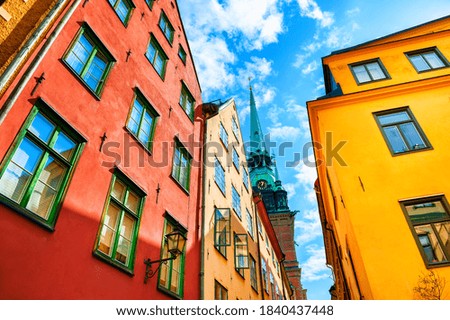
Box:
<box><xmin>199</xmin><ymin>114</ymin><xmax>207</xmax><ymax>300</ymax></box>
<box><xmin>0</xmin><ymin>0</ymin><xmax>82</xmax><ymax>125</ymax></box>
<box><xmin>253</xmin><ymin>196</ymin><xmax>265</xmax><ymax>300</ymax></box>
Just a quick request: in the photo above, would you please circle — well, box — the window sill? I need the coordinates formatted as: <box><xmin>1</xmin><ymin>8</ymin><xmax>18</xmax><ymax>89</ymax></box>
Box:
<box><xmin>92</xmin><ymin>250</ymin><xmax>135</xmax><ymax>276</ymax></box>
<box><xmin>177</xmin><ymin>103</ymin><xmax>194</xmax><ymax>124</ymax></box>
<box><xmin>0</xmin><ymin>195</ymin><xmax>55</xmax><ymax>231</ymax></box>
<box><xmin>61</xmin><ymin>59</ymin><xmax>103</xmax><ymax>101</ymax></box>
<box><xmin>235</xmin><ymin>268</ymin><xmax>245</xmax><ymax>279</ymax></box>
<box><xmin>425</xmin><ymin>261</ymin><xmax>450</xmax><ymax>269</ymax></box>
<box><xmin>157</xmin><ymin>285</ymin><xmax>182</xmax><ymax>300</ymax></box>
<box><xmin>124</xmin><ymin>126</ymin><xmax>153</xmax><ymax>156</ymax></box>
<box><xmin>391</xmin><ymin>146</ymin><xmax>433</xmax><ymax>157</ymax></box>
<box><xmin>215</xmin><ymin>245</ymin><xmax>228</xmax><ymax>260</ymax></box>
<box><xmin>170</xmin><ymin>174</ymin><xmax>190</xmax><ymax>195</ymax></box>
<box><xmin>145</xmin><ymin>54</ymin><xmax>166</xmax><ymax>81</ymax></box>
<box><xmin>214</xmin><ymin>180</ymin><xmax>226</xmax><ymax>197</ymax></box>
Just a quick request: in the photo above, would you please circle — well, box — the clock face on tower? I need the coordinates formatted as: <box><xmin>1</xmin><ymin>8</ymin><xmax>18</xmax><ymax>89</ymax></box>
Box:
<box><xmin>257</xmin><ymin>180</ymin><xmax>267</xmax><ymax>190</ymax></box>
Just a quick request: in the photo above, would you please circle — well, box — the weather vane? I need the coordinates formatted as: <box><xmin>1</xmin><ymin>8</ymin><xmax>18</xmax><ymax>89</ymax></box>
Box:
<box><xmin>248</xmin><ymin>76</ymin><xmax>253</xmax><ymax>89</ymax></box>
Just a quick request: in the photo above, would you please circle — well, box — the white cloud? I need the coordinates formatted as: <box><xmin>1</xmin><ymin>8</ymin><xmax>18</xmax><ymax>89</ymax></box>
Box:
<box><xmin>346</xmin><ymin>7</ymin><xmax>360</xmax><ymax>17</ymax></box>
<box><xmin>296</xmin><ymin>0</ymin><xmax>334</xmax><ymax>27</ymax></box>
<box><xmin>295</xmin><ymin>209</ymin><xmax>322</xmax><ymax>244</ymax></box>
<box><xmin>284</xmin><ymin>183</ymin><xmax>297</xmax><ymax>199</ymax></box>
<box><xmin>268</xmin><ymin>126</ymin><xmax>302</xmax><ymax>140</ymax></box>
<box><xmin>300</xmin><ymin>244</ymin><xmax>332</xmax><ymax>282</ymax></box>
<box><xmin>302</xmin><ymin>60</ymin><xmax>319</xmax><ymax>74</ymax></box>
<box><xmin>237</xmin><ymin>57</ymin><xmax>273</xmax><ymax>87</ymax></box>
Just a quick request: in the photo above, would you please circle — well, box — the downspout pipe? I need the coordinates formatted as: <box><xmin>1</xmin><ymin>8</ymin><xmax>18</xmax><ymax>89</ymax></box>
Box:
<box><xmin>0</xmin><ymin>0</ymin><xmax>82</xmax><ymax>125</ymax></box>
<box><xmin>253</xmin><ymin>196</ymin><xmax>265</xmax><ymax>300</ymax></box>
<box><xmin>199</xmin><ymin>115</ymin><xmax>207</xmax><ymax>300</ymax></box>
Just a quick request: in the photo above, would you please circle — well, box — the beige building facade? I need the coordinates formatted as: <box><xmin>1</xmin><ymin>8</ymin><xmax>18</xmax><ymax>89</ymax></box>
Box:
<box><xmin>200</xmin><ymin>98</ymin><xmax>292</xmax><ymax>300</ymax></box>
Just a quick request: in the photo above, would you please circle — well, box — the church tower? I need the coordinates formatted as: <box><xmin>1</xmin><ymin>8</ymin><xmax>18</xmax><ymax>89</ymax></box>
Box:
<box><xmin>247</xmin><ymin>85</ymin><xmax>307</xmax><ymax>299</ymax></box>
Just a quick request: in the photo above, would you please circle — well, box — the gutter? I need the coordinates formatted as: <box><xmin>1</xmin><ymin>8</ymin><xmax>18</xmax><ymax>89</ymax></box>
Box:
<box><xmin>0</xmin><ymin>0</ymin><xmax>82</xmax><ymax>125</ymax></box>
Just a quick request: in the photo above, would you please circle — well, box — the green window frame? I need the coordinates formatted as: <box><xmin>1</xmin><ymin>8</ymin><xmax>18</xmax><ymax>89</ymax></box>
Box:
<box><xmin>178</xmin><ymin>45</ymin><xmax>187</xmax><ymax>64</ymax></box>
<box><xmin>0</xmin><ymin>100</ymin><xmax>85</xmax><ymax>229</ymax></box>
<box><xmin>63</xmin><ymin>23</ymin><xmax>115</xmax><ymax>97</ymax></box>
<box><xmin>171</xmin><ymin>140</ymin><xmax>192</xmax><ymax>191</ymax></box>
<box><xmin>145</xmin><ymin>34</ymin><xmax>168</xmax><ymax>80</ymax></box>
<box><xmin>214</xmin><ymin>208</ymin><xmax>231</xmax><ymax>257</ymax></box>
<box><xmin>374</xmin><ymin>107</ymin><xmax>431</xmax><ymax>155</ymax></box>
<box><xmin>179</xmin><ymin>83</ymin><xmax>195</xmax><ymax>121</ymax></box>
<box><xmin>214</xmin><ymin>157</ymin><xmax>226</xmax><ymax>195</ymax></box>
<box><xmin>234</xmin><ymin>233</ymin><xmax>249</xmax><ymax>270</ymax></box>
<box><xmin>406</xmin><ymin>47</ymin><xmax>449</xmax><ymax>73</ymax></box>
<box><xmin>145</xmin><ymin>0</ymin><xmax>154</xmax><ymax>10</ymax></box>
<box><xmin>126</xmin><ymin>88</ymin><xmax>159</xmax><ymax>151</ymax></box>
<box><xmin>94</xmin><ymin>170</ymin><xmax>145</xmax><ymax>273</ymax></box>
<box><xmin>400</xmin><ymin>196</ymin><xmax>450</xmax><ymax>267</ymax></box>
<box><xmin>108</xmin><ymin>0</ymin><xmax>135</xmax><ymax>26</ymax></box>
<box><xmin>350</xmin><ymin>58</ymin><xmax>389</xmax><ymax>84</ymax></box>
<box><xmin>158</xmin><ymin>216</ymin><xmax>187</xmax><ymax>298</ymax></box>
<box><xmin>232</xmin><ymin>185</ymin><xmax>241</xmax><ymax>219</ymax></box>
<box><xmin>158</xmin><ymin>10</ymin><xmax>175</xmax><ymax>44</ymax></box>
<box><xmin>250</xmin><ymin>255</ymin><xmax>258</xmax><ymax>291</ymax></box>
<box><xmin>246</xmin><ymin>208</ymin><xmax>254</xmax><ymax>238</ymax></box>
<box><xmin>214</xmin><ymin>280</ymin><xmax>228</xmax><ymax>300</ymax></box>
<box><xmin>219</xmin><ymin>122</ymin><xmax>228</xmax><ymax>148</ymax></box>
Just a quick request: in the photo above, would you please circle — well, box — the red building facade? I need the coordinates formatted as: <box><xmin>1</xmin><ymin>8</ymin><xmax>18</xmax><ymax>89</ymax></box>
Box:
<box><xmin>0</xmin><ymin>0</ymin><xmax>203</xmax><ymax>299</ymax></box>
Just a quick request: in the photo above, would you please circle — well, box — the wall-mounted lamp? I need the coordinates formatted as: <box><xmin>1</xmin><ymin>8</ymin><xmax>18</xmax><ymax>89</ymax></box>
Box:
<box><xmin>143</xmin><ymin>229</ymin><xmax>186</xmax><ymax>284</ymax></box>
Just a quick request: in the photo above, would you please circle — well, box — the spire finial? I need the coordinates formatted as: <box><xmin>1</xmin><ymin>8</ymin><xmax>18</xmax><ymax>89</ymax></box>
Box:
<box><xmin>248</xmin><ymin>76</ymin><xmax>253</xmax><ymax>90</ymax></box>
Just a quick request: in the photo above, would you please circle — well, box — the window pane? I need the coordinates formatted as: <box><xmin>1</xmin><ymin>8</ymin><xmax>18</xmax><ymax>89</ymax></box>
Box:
<box><xmin>116</xmin><ymin>0</ymin><xmax>129</xmax><ymax>23</ymax></box>
<box><xmin>66</xmin><ymin>34</ymin><xmax>93</xmax><ymax>74</ymax></box>
<box><xmin>384</xmin><ymin>126</ymin><xmax>408</xmax><ymax>153</ymax></box>
<box><xmin>366</xmin><ymin>62</ymin><xmax>385</xmax><ymax>80</ymax></box>
<box><xmin>352</xmin><ymin>65</ymin><xmax>370</xmax><ymax>83</ymax></box>
<box><xmin>84</xmin><ymin>54</ymin><xmax>107</xmax><ymax>91</ymax></box>
<box><xmin>170</xmin><ymin>256</ymin><xmax>181</xmax><ymax>292</ymax></box>
<box><xmin>405</xmin><ymin>200</ymin><xmax>449</xmax><ymax>223</ymax></box>
<box><xmin>26</xmin><ymin>156</ymin><xmax>66</xmax><ymax>219</ymax></box>
<box><xmin>377</xmin><ymin>111</ymin><xmax>410</xmax><ymax>125</ymax></box>
<box><xmin>0</xmin><ymin>138</ymin><xmax>43</xmax><ymax>202</ymax></box>
<box><xmin>98</xmin><ymin>203</ymin><xmax>120</xmax><ymax>255</ymax></box>
<box><xmin>53</xmin><ymin>132</ymin><xmax>76</xmax><ymax>160</ymax></box>
<box><xmin>423</xmin><ymin>52</ymin><xmax>445</xmax><ymax>69</ymax></box>
<box><xmin>414</xmin><ymin>225</ymin><xmax>447</xmax><ymax>263</ymax></box>
<box><xmin>137</xmin><ymin>111</ymin><xmax>153</xmax><ymax>144</ymax></box>
<box><xmin>29</xmin><ymin>113</ymin><xmax>55</xmax><ymax>143</ymax></box>
<box><xmin>410</xmin><ymin>55</ymin><xmax>429</xmax><ymax>72</ymax></box>
<box><xmin>112</xmin><ymin>179</ymin><xmax>126</xmax><ymax>202</ymax></box>
<box><xmin>399</xmin><ymin>122</ymin><xmax>426</xmax><ymax>150</ymax></box>
<box><xmin>436</xmin><ymin>222</ymin><xmax>450</xmax><ymax>257</ymax></box>
<box><xmin>126</xmin><ymin>191</ymin><xmax>139</xmax><ymax>213</ymax></box>
<box><xmin>115</xmin><ymin>236</ymin><xmax>131</xmax><ymax>264</ymax></box>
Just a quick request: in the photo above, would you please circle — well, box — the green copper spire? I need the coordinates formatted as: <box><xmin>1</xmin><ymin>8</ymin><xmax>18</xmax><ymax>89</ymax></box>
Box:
<box><xmin>249</xmin><ymin>85</ymin><xmax>266</xmax><ymax>155</ymax></box>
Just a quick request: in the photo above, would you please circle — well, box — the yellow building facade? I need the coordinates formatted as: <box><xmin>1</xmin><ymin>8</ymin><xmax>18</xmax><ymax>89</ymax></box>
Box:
<box><xmin>308</xmin><ymin>15</ymin><xmax>450</xmax><ymax>299</ymax></box>
<box><xmin>200</xmin><ymin>98</ymin><xmax>292</xmax><ymax>300</ymax></box>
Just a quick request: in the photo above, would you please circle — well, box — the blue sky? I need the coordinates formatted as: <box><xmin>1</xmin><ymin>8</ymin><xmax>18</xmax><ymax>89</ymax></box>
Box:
<box><xmin>178</xmin><ymin>1</ymin><xmax>450</xmax><ymax>300</ymax></box>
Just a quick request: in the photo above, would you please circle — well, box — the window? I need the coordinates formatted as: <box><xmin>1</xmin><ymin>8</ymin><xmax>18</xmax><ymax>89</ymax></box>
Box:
<box><xmin>171</xmin><ymin>141</ymin><xmax>192</xmax><ymax>191</ymax></box>
<box><xmin>246</xmin><ymin>208</ymin><xmax>254</xmax><ymax>238</ymax></box>
<box><xmin>159</xmin><ymin>11</ymin><xmax>175</xmax><ymax>44</ymax></box>
<box><xmin>214</xmin><ymin>158</ymin><xmax>225</xmax><ymax>195</ymax></box>
<box><xmin>145</xmin><ymin>34</ymin><xmax>168</xmax><ymax>79</ymax></box>
<box><xmin>232</xmin><ymin>147</ymin><xmax>239</xmax><ymax>170</ymax></box>
<box><xmin>126</xmin><ymin>89</ymin><xmax>159</xmax><ymax>151</ymax></box>
<box><xmin>232</xmin><ymin>116</ymin><xmax>239</xmax><ymax>139</ymax></box>
<box><xmin>374</xmin><ymin>108</ymin><xmax>431</xmax><ymax>154</ymax></box>
<box><xmin>234</xmin><ymin>233</ymin><xmax>249</xmax><ymax>270</ymax></box>
<box><xmin>108</xmin><ymin>0</ymin><xmax>134</xmax><ymax>25</ymax></box>
<box><xmin>158</xmin><ymin>217</ymin><xmax>187</xmax><ymax>298</ymax></box>
<box><xmin>145</xmin><ymin>0</ymin><xmax>154</xmax><ymax>10</ymax></box>
<box><xmin>63</xmin><ymin>24</ymin><xmax>115</xmax><ymax>96</ymax></box>
<box><xmin>270</xmin><ymin>272</ymin><xmax>275</xmax><ymax>299</ymax></box>
<box><xmin>179</xmin><ymin>83</ymin><xmax>195</xmax><ymax>120</ymax></box>
<box><xmin>94</xmin><ymin>171</ymin><xmax>145</xmax><ymax>272</ymax></box>
<box><xmin>219</xmin><ymin>122</ymin><xmax>228</xmax><ymax>148</ymax></box>
<box><xmin>0</xmin><ymin>101</ymin><xmax>85</xmax><ymax>229</ymax></box>
<box><xmin>243</xmin><ymin>168</ymin><xmax>249</xmax><ymax>191</ymax></box>
<box><xmin>214</xmin><ymin>208</ymin><xmax>230</xmax><ymax>257</ymax></box>
<box><xmin>178</xmin><ymin>45</ymin><xmax>187</xmax><ymax>64</ymax></box>
<box><xmin>232</xmin><ymin>185</ymin><xmax>241</xmax><ymax>219</ymax></box>
<box><xmin>406</xmin><ymin>48</ymin><xmax>449</xmax><ymax>72</ymax></box>
<box><xmin>401</xmin><ymin>196</ymin><xmax>450</xmax><ymax>266</ymax></box>
<box><xmin>350</xmin><ymin>59</ymin><xmax>389</xmax><ymax>84</ymax></box>
<box><xmin>250</xmin><ymin>255</ymin><xmax>258</xmax><ymax>290</ymax></box>
<box><xmin>261</xmin><ymin>258</ymin><xmax>268</xmax><ymax>292</ymax></box>
<box><xmin>257</xmin><ymin>216</ymin><xmax>263</xmax><ymax>235</ymax></box>
<box><xmin>214</xmin><ymin>280</ymin><xmax>228</xmax><ymax>300</ymax></box>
